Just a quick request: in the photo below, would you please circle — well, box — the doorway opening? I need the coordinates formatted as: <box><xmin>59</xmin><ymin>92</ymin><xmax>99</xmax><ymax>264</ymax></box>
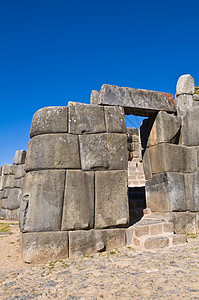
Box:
<box><xmin>125</xmin><ymin>115</ymin><xmax>147</xmax><ymax>225</ymax></box>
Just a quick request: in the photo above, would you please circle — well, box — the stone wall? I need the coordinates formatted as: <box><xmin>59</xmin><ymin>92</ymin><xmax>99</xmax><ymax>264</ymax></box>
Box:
<box><xmin>20</xmin><ymin>103</ymin><xmax>130</xmax><ymax>262</ymax></box>
<box><xmin>141</xmin><ymin>74</ymin><xmax>199</xmax><ymax>234</ymax></box>
<box><xmin>0</xmin><ymin>150</ymin><xmax>26</xmax><ymax>220</ymax></box>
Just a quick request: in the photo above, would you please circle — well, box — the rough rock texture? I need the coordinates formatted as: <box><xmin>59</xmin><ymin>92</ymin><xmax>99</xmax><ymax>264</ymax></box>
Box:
<box><xmin>171</xmin><ymin>212</ymin><xmax>197</xmax><ymax>234</ymax></box>
<box><xmin>90</xmin><ymin>90</ymin><xmax>99</xmax><ymax>104</ymax></box>
<box><xmin>149</xmin><ymin>144</ymin><xmax>197</xmax><ymax>174</ymax></box>
<box><xmin>25</xmin><ymin>134</ymin><xmax>80</xmax><ymax>171</ymax></box>
<box><xmin>181</xmin><ymin>107</ymin><xmax>199</xmax><ymax>146</ymax></box>
<box><xmin>68</xmin><ymin>102</ymin><xmax>106</xmax><ymax>134</ymax></box>
<box><xmin>13</xmin><ymin>150</ymin><xmax>26</xmax><ymax>165</ymax></box>
<box><xmin>184</xmin><ymin>172</ymin><xmax>199</xmax><ymax>211</ymax></box>
<box><xmin>79</xmin><ymin>133</ymin><xmax>128</xmax><ymax>171</ymax></box>
<box><xmin>104</xmin><ymin>106</ymin><xmax>126</xmax><ymax>133</ymax></box>
<box><xmin>176</xmin><ymin>74</ymin><xmax>195</xmax><ymax>96</ymax></box>
<box><xmin>146</xmin><ymin>173</ymin><xmax>186</xmax><ymax>212</ymax></box>
<box><xmin>95</xmin><ymin>170</ymin><xmax>129</xmax><ymax>229</ymax></box>
<box><xmin>69</xmin><ymin>229</ymin><xmax>126</xmax><ymax>258</ymax></box>
<box><xmin>20</xmin><ymin>170</ymin><xmax>65</xmax><ymax>232</ymax></box>
<box><xmin>142</xmin><ymin>111</ymin><xmax>181</xmax><ymax>147</ymax></box>
<box><xmin>61</xmin><ymin>170</ymin><xmax>94</xmax><ymax>230</ymax></box>
<box><xmin>21</xmin><ymin>231</ymin><xmax>69</xmax><ymax>263</ymax></box>
<box><xmin>175</xmin><ymin>94</ymin><xmax>193</xmax><ymax>117</ymax></box>
<box><xmin>30</xmin><ymin>106</ymin><xmax>68</xmax><ymax>138</ymax></box>
<box><xmin>95</xmin><ymin>84</ymin><xmax>176</xmax><ymax>116</ymax></box>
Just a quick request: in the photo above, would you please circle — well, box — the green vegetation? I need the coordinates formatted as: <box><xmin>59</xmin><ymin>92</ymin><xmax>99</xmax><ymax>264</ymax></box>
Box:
<box><xmin>195</xmin><ymin>86</ymin><xmax>199</xmax><ymax>94</ymax></box>
<box><xmin>0</xmin><ymin>223</ymin><xmax>11</xmax><ymax>233</ymax></box>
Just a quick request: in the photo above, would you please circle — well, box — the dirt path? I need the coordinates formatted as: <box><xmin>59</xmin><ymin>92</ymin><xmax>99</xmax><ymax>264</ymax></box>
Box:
<box><xmin>1</xmin><ymin>221</ymin><xmax>199</xmax><ymax>299</ymax></box>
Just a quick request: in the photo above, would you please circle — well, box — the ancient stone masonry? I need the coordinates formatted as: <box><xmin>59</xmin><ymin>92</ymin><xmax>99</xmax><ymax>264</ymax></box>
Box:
<box><xmin>20</xmin><ymin>103</ymin><xmax>129</xmax><ymax>262</ymax></box>
<box><xmin>20</xmin><ymin>76</ymin><xmax>197</xmax><ymax>262</ymax></box>
<box><xmin>141</xmin><ymin>74</ymin><xmax>199</xmax><ymax>234</ymax></box>
<box><xmin>0</xmin><ymin>150</ymin><xmax>26</xmax><ymax>220</ymax></box>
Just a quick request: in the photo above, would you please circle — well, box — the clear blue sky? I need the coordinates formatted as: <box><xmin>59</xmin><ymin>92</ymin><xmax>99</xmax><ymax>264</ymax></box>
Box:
<box><xmin>0</xmin><ymin>0</ymin><xmax>199</xmax><ymax>165</ymax></box>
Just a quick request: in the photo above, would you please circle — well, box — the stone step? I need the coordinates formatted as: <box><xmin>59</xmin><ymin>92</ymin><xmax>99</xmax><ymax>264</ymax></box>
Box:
<box><xmin>126</xmin><ymin>212</ymin><xmax>187</xmax><ymax>250</ymax></box>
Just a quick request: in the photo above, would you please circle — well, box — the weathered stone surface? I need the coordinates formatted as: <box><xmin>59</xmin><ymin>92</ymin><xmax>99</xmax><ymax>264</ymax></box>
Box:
<box><xmin>30</xmin><ymin>106</ymin><xmax>68</xmax><ymax>138</ymax></box>
<box><xmin>171</xmin><ymin>212</ymin><xmax>197</xmax><ymax>234</ymax></box>
<box><xmin>14</xmin><ymin>165</ymin><xmax>26</xmax><ymax>179</ymax></box>
<box><xmin>61</xmin><ymin>170</ymin><xmax>94</xmax><ymax>230</ymax></box>
<box><xmin>127</xmin><ymin>127</ymin><xmax>139</xmax><ymax>136</ymax></box>
<box><xmin>6</xmin><ymin>188</ymin><xmax>21</xmax><ymax>210</ymax></box>
<box><xmin>90</xmin><ymin>90</ymin><xmax>99</xmax><ymax>104</ymax></box>
<box><xmin>1</xmin><ymin>175</ymin><xmax>15</xmax><ymax>189</ymax></box>
<box><xmin>175</xmin><ymin>95</ymin><xmax>193</xmax><ymax>117</ymax></box>
<box><xmin>193</xmin><ymin>94</ymin><xmax>199</xmax><ymax>101</ymax></box>
<box><xmin>184</xmin><ymin>172</ymin><xmax>199</xmax><ymax>211</ymax></box>
<box><xmin>144</xmin><ymin>111</ymin><xmax>181</xmax><ymax>147</ymax></box>
<box><xmin>144</xmin><ymin>236</ymin><xmax>169</xmax><ymax>249</ymax></box>
<box><xmin>14</xmin><ymin>177</ymin><xmax>24</xmax><ymax>189</ymax></box>
<box><xmin>181</xmin><ymin>107</ymin><xmax>199</xmax><ymax>146</ymax></box>
<box><xmin>149</xmin><ymin>144</ymin><xmax>197</xmax><ymax>174</ymax></box>
<box><xmin>146</xmin><ymin>173</ymin><xmax>186</xmax><ymax>212</ymax></box>
<box><xmin>176</xmin><ymin>74</ymin><xmax>195</xmax><ymax>96</ymax></box>
<box><xmin>142</xmin><ymin>148</ymin><xmax>152</xmax><ymax>180</ymax></box>
<box><xmin>172</xmin><ymin>234</ymin><xmax>187</xmax><ymax>245</ymax></box>
<box><xmin>79</xmin><ymin>133</ymin><xmax>128</xmax><ymax>171</ymax></box>
<box><xmin>21</xmin><ymin>231</ymin><xmax>69</xmax><ymax>263</ymax></box>
<box><xmin>68</xmin><ymin>102</ymin><xmax>106</xmax><ymax>134</ymax></box>
<box><xmin>95</xmin><ymin>84</ymin><xmax>176</xmax><ymax>116</ymax></box>
<box><xmin>25</xmin><ymin>134</ymin><xmax>80</xmax><ymax>171</ymax></box>
<box><xmin>13</xmin><ymin>150</ymin><xmax>26</xmax><ymax>165</ymax></box>
<box><xmin>0</xmin><ymin>166</ymin><xmax>2</xmax><ymax>176</ymax></box>
<box><xmin>104</xmin><ymin>106</ymin><xmax>126</xmax><ymax>133</ymax></box>
<box><xmin>20</xmin><ymin>170</ymin><xmax>65</xmax><ymax>232</ymax></box>
<box><xmin>0</xmin><ymin>208</ymin><xmax>19</xmax><ymax>220</ymax></box>
<box><xmin>134</xmin><ymin>225</ymin><xmax>149</xmax><ymax>237</ymax></box>
<box><xmin>126</xmin><ymin>226</ymin><xmax>134</xmax><ymax>245</ymax></box>
<box><xmin>3</xmin><ymin>164</ymin><xmax>15</xmax><ymax>175</ymax></box>
<box><xmin>69</xmin><ymin>229</ymin><xmax>126</xmax><ymax>258</ymax></box>
<box><xmin>95</xmin><ymin>170</ymin><xmax>129</xmax><ymax>229</ymax></box>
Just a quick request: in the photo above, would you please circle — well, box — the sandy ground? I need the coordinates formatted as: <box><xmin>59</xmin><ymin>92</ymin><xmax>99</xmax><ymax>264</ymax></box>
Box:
<box><xmin>1</xmin><ymin>221</ymin><xmax>199</xmax><ymax>299</ymax></box>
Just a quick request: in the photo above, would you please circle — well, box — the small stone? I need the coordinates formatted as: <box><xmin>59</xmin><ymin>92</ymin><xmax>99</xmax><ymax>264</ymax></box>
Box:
<box><xmin>176</xmin><ymin>74</ymin><xmax>195</xmax><ymax>96</ymax></box>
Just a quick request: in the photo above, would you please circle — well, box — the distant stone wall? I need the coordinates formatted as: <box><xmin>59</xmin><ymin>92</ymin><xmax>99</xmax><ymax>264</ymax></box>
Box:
<box><xmin>0</xmin><ymin>151</ymin><xmax>26</xmax><ymax>220</ymax></box>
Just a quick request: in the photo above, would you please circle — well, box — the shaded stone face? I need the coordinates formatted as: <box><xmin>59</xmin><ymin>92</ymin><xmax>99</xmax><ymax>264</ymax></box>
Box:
<box><xmin>20</xmin><ymin>170</ymin><xmax>65</xmax><ymax>232</ymax></box>
<box><xmin>30</xmin><ymin>106</ymin><xmax>68</xmax><ymax>138</ymax></box>
<box><xmin>25</xmin><ymin>134</ymin><xmax>80</xmax><ymax>171</ymax></box>
<box><xmin>94</xmin><ymin>84</ymin><xmax>176</xmax><ymax>116</ymax></box>
<box><xmin>181</xmin><ymin>107</ymin><xmax>199</xmax><ymax>146</ymax></box>
<box><xmin>61</xmin><ymin>170</ymin><xmax>94</xmax><ymax>230</ymax></box>
<box><xmin>95</xmin><ymin>170</ymin><xmax>129</xmax><ymax>229</ymax></box>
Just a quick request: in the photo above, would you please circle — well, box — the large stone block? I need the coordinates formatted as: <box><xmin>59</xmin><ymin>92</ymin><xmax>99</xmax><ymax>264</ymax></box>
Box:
<box><xmin>1</xmin><ymin>175</ymin><xmax>15</xmax><ymax>188</ymax></box>
<box><xmin>95</xmin><ymin>84</ymin><xmax>176</xmax><ymax>116</ymax></box>
<box><xmin>144</xmin><ymin>111</ymin><xmax>181</xmax><ymax>147</ymax></box>
<box><xmin>69</xmin><ymin>229</ymin><xmax>126</xmax><ymax>258</ymax></box>
<box><xmin>176</xmin><ymin>74</ymin><xmax>195</xmax><ymax>96</ymax></box>
<box><xmin>142</xmin><ymin>148</ymin><xmax>152</xmax><ymax>180</ymax></box>
<box><xmin>149</xmin><ymin>144</ymin><xmax>197</xmax><ymax>174</ymax></box>
<box><xmin>20</xmin><ymin>170</ymin><xmax>65</xmax><ymax>232</ymax></box>
<box><xmin>14</xmin><ymin>165</ymin><xmax>26</xmax><ymax>179</ymax></box>
<box><xmin>14</xmin><ymin>177</ymin><xmax>24</xmax><ymax>189</ymax></box>
<box><xmin>0</xmin><ymin>208</ymin><xmax>19</xmax><ymax>220</ymax></box>
<box><xmin>104</xmin><ymin>106</ymin><xmax>126</xmax><ymax>133</ymax></box>
<box><xmin>61</xmin><ymin>170</ymin><xmax>94</xmax><ymax>230</ymax></box>
<box><xmin>13</xmin><ymin>150</ymin><xmax>26</xmax><ymax>165</ymax></box>
<box><xmin>25</xmin><ymin>134</ymin><xmax>80</xmax><ymax>171</ymax></box>
<box><xmin>90</xmin><ymin>90</ymin><xmax>100</xmax><ymax>104</ymax></box>
<box><xmin>21</xmin><ymin>231</ymin><xmax>69</xmax><ymax>263</ymax></box>
<box><xmin>184</xmin><ymin>172</ymin><xmax>199</xmax><ymax>211</ymax></box>
<box><xmin>3</xmin><ymin>164</ymin><xmax>15</xmax><ymax>175</ymax></box>
<box><xmin>95</xmin><ymin>170</ymin><xmax>129</xmax><ymax>229</ymax></box>
<box><xmin>175</xmin><ymin>94</ymin><xmax>193</xmax><ymax>117</ymax></box>
<box><xmin>171</xmin><ymin>212</ymin><xmax>197</xmax><ymax>234</ymax></box>
<box><xmin>30</xmin><ymin>106</ymin><xmax>68</xmax><ymax>138</ymax></box>
<box><xmin>7</xmin><ymin>188</ymin><xmax>22</xmax><ymax>210</ymax></box>
<box><xmin>181</xmin><ymin>107</ymin><xmax>199</xmax><ymax>146</ymax></box>
<box><xmin>79</xmin><ymin>133</ymin><xmax>128</xmax><ymax>171</ymax></box>
<box><xmin>68</xmin><ymin>102</ymin><xmax>106</xmax><ymax>134</ymax></box>
<box><xmin>146</xmin><ymin>173</ymin><xmax>186</xmax><ymax>212</ymax></box>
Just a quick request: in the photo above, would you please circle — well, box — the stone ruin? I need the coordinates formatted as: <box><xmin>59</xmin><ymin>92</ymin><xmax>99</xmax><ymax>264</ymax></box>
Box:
<box><xmin>1</xmin><ymin>74</ymin><xmax>199</xmax><ymax>263</ymax></box>
<box><xmin>0</xmin><ymin>150</ymin><xmax>26</xmax><ymax>220</ymax></box>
